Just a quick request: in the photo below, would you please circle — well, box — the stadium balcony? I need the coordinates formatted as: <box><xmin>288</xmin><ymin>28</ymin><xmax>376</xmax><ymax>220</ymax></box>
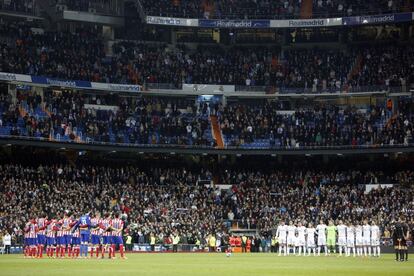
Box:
<box><xmin>0</xmin><ymin>85</ymin><xmax>413</xmax><ymax>155</ymax></box>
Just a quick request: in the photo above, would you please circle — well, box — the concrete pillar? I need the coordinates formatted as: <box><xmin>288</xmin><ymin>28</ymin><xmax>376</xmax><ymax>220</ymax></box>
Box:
<box><xmin>222</xmin><ymin>95</ymin><xmax>227</xmax><ymax>107</ymax></box>
<box><xmin>102</xmin><ymin>25</ymin><xmax>114</xmax><ymax>40</ymax></box>
<box><xmin>33</xmin><ymin>86</ymin><xmax>44</xmax><ymax>101</ymax></box>
<box><xmin>171</xmin><ymin>30</ymin><xmax>177</xmax><ymax>45</ymax></box>
<box><xmin>8</xmin><ymin>84</ymin><xmax>16</xmax><ymax>105</ymax></box>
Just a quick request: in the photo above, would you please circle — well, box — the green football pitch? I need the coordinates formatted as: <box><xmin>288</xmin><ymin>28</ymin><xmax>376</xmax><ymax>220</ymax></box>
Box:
<box><xmin>0</xmin><ymin>253</ymin><xmax>413</xmax><ymax>276</ymax></box>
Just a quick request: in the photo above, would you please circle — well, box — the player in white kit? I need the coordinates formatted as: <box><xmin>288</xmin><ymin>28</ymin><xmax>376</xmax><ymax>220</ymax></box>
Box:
<box><xmin>316</xmin><ymin>220</ymin><xmax>327</xmax><ymax>256</ymax></box>
<box><xmin>355</xmin><ymin>223</ymin><xmax>364</xmax><ymax>257</ymax></box>
<box><xmin>306</xmin><ymin>223</ymin><xmax>316</xmax><ymax>256</ymax></box>
<box><xmin>336</xmin><ymin>220</ymin><xmax>347</xmax><ymax>256</ymax></box>
<box><xmin>286</xmin><ymin>221</ymin><xmax>297</xmax><ymax>255</ymax></box>
<box><xmin>370</xmin><ymin>221</ymin><xmax>381</xmax><ymax>257</ymax></box>
<box><xmin>296</xmin><ymin>221</ymin><xmax>306</xmax><ymax>256</ymax></box>
<box><xmin>346</xmin><ymin>222</ymin><xmax>356</xmax><ymax>257</ymax></box>
<box><xmin>276</xmin><ymin>221</ymin><xmax>288</xmax><ymax>256</ymax></box>
<box><xmin>362</xmin><ymin>220</ymin><xmax>371</xmax><ymax>257</ymax></box>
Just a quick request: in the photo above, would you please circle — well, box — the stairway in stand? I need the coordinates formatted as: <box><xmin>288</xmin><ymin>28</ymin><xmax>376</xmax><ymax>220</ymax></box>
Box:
<box><xmin>210</xmin><ymin>115</ymin><xmax>224</xmax><ymax>149</ymax></box>
<box><xmin>300</xmin><ymin>0</ymin><xmax>313</xmax><ymax>19</ymax></box>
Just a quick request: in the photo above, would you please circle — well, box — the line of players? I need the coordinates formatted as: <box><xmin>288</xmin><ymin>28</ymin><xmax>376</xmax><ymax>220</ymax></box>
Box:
<box><xmin>275</xmin><ymin>219</ymin><xmax>381</xmax><ymax>257</ymax></box>
<box><xmin>24</xmin><ymin>212</ymin><xmax>127</xmax><ymax>259</ymax></box>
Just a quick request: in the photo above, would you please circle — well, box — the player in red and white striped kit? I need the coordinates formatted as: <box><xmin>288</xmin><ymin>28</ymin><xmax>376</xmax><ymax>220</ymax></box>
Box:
<box><xmin>71</xmin><ymin>225</ymin><xmax>81</xmax><ymax>258</ymax></box>
<box><xmin>60</xmin><ymin>213</ymin><xmax>75</xmax><ymax>258</ymax></box>
<box><xmin>55</xmin><ymin>220</ymin><xmax>66</xmax><ymax>258</ymax></box>
<box><xmin>90</xmin><ymin>212</ymin><xmax>103</xmax><ymax>258</ymax></box>
<box><xmin>100</xmin><ymin>213</ymin><xmax>113</xmax><ymax>259</ymax></box>
<box><xmin>36</xmin><ymin>215</ymin><xmax>48</xmax><ymax>258</ymax></box>
<box><xmin>46</xmin><ymin>219</ymin><xmax>58</xmax><ymax>257</ymax></box>
<box><xmin>25</xmin><ymin>219</ymin><xmax>38</xmax><ymax>258</ymax></box>
<box><xmin>111</xmin><ymin>213</ymin><xmax>126</xmax><ymax>259</ymax></box>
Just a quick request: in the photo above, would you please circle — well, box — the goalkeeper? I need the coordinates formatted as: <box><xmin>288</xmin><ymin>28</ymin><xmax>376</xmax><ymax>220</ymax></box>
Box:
<box><xmin>326</xmin><ymin>220</ymin><xmax>337</xmax><ymax>254</ymax></box>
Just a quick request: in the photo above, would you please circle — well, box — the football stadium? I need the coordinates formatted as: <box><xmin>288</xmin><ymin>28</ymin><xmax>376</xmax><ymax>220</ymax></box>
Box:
<box><xmin>0</xmin><ymin>0</ymin><xmax>414</xmax><ymax>275</ymax></box>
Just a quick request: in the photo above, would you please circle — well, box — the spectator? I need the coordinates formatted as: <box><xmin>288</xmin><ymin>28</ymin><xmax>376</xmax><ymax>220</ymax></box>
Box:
<box><xmin>2</xmin><ymin>231</ymin><xmax>11</xmax><ymax>254</ymax></box>
<box><xmin>125</xmin><ymin>234</ymin><xmax>133</xmax><ymax>252</ymax></box>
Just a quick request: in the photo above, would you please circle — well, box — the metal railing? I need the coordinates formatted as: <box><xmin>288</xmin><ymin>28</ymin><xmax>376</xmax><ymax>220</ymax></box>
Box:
<box><xmin>144</xmin><ymin>83</ymin><xmax>410</xmax><ymax>95</ymax></box>
<box><xmin>146</xmin><ymin>83</ymin><xmax>181</xmax><ymax>90</ymax></box>
<box><xmin>1</xmin><ymin>134</ymin><xmax>414</xmax><ymax>152</ymax></box>
<box><xmin>277</xmin><ymin>85</ymin><xmax>408</xmax><ymax>95</ymax></box>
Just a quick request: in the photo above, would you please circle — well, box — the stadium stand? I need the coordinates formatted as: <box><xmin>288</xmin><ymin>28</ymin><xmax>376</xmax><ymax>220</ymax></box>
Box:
<box><xmin>220</xmin><ymin>98</ymin><xmax>413</xmax><ymax>148</ymax></box>
<box><xmin>1</xmin><ymin>22</ymin><xmax>413</xmax><ymax>92</ymax></box>
<box><xmin>0</xmin><ymin>0</ymin><xmax>413</xmax><ymax>260</ymax></box>
<box><xmin>0</xmin><ymin>23</ymin><xmax>281</xmax><ymax>87</ymax></box>
<box><xmin>1</xmin><ymin>88</ymin><xmax>413</xmax><ymax>149</ymax></box>
<box><xmin>0</xmin><ymin>90</ymin><xmax>214</xmax><ymax>146</ymax></box>
<box><xmin>0</xmin><ymin>162</ymin><xmax>413</xmax><ymax>245</ymax></box>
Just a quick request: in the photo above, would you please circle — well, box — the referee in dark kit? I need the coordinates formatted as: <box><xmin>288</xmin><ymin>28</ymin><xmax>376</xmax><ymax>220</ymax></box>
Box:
<box><xmin>392</xmin><ymin>216</ymin><xmax>410</xmax><ymax>262</ymax></box>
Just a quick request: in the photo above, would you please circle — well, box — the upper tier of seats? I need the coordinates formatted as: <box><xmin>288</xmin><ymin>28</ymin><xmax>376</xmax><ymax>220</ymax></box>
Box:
<box><xmin>1</xmin><ymin>22</ymin><xmax>413</xmax><ymax>92</ymax></box>
<box><xmin>140</xmin><ymin>0</ymin><xmax>413</xmax><ymax>19</ymax></box>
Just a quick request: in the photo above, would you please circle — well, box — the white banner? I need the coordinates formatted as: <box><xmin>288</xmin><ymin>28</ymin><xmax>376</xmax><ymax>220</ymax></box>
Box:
<box><xmin>63</xmin><ymin>11</ymin><xmax>124</xmax><ymax>26</ymax></box>
<box><xmin>84</xmin><ymin>104</ymin><xmax>119</xmax><ymax>112</ymax></box>
<box><xmin>91</xmin><ymin>82</ymin><xmax>142</xmax><ymax>92</ymax></box>
<box><xmin>182</xmin><ymin>84</ymin><xmax>235</xmax><ymax>93</ymax></box>
<box><xmin>271</xmin><ymin>17</ymin><xmax>342</xmax><ymax>28</ymax></box>
<box><xmin>364</xmin><ymin>184</ymin><xmax>394</xmax><ymax>193</ymax></box>
<box><xmin>133</xmin><ymin>244</ymin><xmax>164</xmax><ymax>252</ymax></box>
<box><xmin>0</xmin><ymin>72</ymin><xmax>32</xmax><ymax>83</ymax></box>
<box><xmin>146</xmin><ymin>16</ymin><xmax>198</xmax><ymax>27</ymax></box>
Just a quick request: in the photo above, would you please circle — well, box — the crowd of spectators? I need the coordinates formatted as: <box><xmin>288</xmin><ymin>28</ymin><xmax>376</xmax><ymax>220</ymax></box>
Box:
<box><xmin>0</xmin><ymin>23</ymin><xmax>108</xmax><ymax>83</ymax></box>
<box><xmin>0</xmin><ymin>163</ymin><xmax>413</xmax><ymax>246</ymax></box>
<box><xmin>0</xmin><ymin>90</ymin><xmax>213</xmax><ymax>146</ymax></box>
<box><xmin>281</xmin><ymin>48</ymin><xmax>353</xmax><ymax>93</ymax></box>
<box><xmin>0</xmin><ymin>21</ymin><xmax>413</xmax><ymax>92</ymax></box>
<box><xmin>1</xmin><ymin>0</ymin><xmax>411</xmax><ymax>19</ymax></box>
<box><xmin>1</xmin><ymin>88</ymin><xmax>413</xmax><ymax>149</ymax></box>
<box><xmin>62</xmin><ymin>0</ymin><xmax>102</xmax><ymax>12</ymax></box>
<box><xmin>140</xmin><ymin>0</ymin><xmax>300</xmax><ymax>19</ymax></box>
<box><xmin>313</xmin><ymin>0</ymin><xmax>411</xmax><ymax>18</ymax></box>
<box><xmin>139</xmin><ymin>0</ymin><xmax>413</xmax><ymax>19</ymax></box>
<box><xmin>349</xmin><ymin>45</ymin><xmax>414</xmax><ymax>93</ymax></box>
<box><xmin>220</xmin><ymin>99</ymin><xmax>414</xmax><ymax>147</ymax></box>
<box><xmin>0</xmin><ymin>0</ymin><xmax>35</xmax><ymax>15</ymax></box>
<box><xmin>112</xmin><ymin>42</ymin><xmax>282</xmax><ymax>87</ymax></box>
